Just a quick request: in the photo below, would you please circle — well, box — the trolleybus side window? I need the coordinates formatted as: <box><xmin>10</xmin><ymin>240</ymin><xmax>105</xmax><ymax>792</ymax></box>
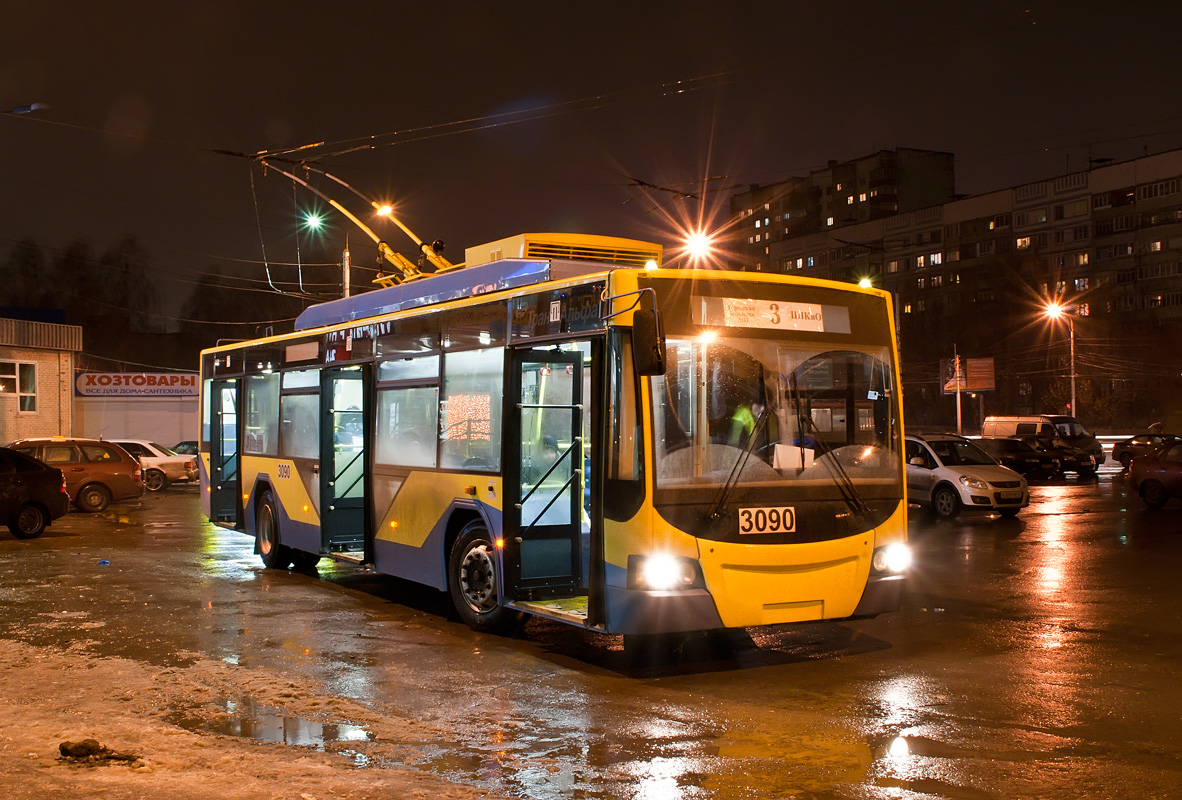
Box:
<box><xmin>376</xmin><ymin>384</ymin><xmax>440</xmax><ymax>468</ymax></box>
<box><xmin>243</xmin><ymin>373</ymin><xmax>280</xmax><ymax>456</ymax></box>
<box><xmin>280</xmin><ymin>369</ymin><xmax>320</xmax><ymax>460</ymax></box>
<box><xmin>604</xmin><ymin>332</ymin><xmax>645</xmax><ymax>520</ymax></box>
<box><xmin>439</xmin><ymin>347</ymin><xmax>505</xmax><ymax>470</ymax></box>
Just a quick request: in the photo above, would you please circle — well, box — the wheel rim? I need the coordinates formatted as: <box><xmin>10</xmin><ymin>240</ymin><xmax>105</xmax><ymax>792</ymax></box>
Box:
<box><xmin>1145</xmin><ymin>483</ymin><xmax>1166</xmax><ymax>504</ymax></box>
<box><xmin>17</xmin><ymin>506</ymin><xmax>44</xmax><ymax>534</ymax></box>
<box><xmin>145</xmin><ymin>471</ymin><xmax>165</xmax><ymax>491</ymax></box>
<box><xmin>458</xmin><ymin>539</ymin><xmax>497</xmax><ymax>613</ymax></box>
<box><xmin>80</xmin><ymin>486</ymin><xmax>108</xmax><ymax>510</ymax></box>
<box><xmin>258</xmin><ymin>503</ymin><xmax>277</xmax><ymax>555</ymax></box>
<box><xmin>935</xmin><ymin>489</ymin><xmax>956</xmax><ymax>516</ymax></box>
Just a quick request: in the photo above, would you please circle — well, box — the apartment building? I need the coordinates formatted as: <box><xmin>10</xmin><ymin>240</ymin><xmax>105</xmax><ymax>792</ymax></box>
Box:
<box><xmin>728</xmin><ymin>148</ymin><xmax>1182</xmax><ymax>431</ymax></box>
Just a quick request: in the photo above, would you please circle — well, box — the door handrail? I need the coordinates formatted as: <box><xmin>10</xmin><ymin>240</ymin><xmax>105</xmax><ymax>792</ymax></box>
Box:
<box><xmin>517</xmin><ymin>438</ymin><xmax>579</xmax><ymax>507</ymax></box>
<box><xmin>334</xmin><ymin>446</ymin><xmax>365</xmax><ymax>497</ymax></box>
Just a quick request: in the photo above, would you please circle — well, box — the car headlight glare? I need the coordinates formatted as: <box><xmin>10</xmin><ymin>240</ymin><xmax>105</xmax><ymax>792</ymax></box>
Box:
<box><xmin>959</xmin><ymin>475</ymin><xmax>988</xmax><ymax>490</ymax></box>
<box><xmin>872</xmin><ymin>543</ymin><xmax>911</xmax><ymax>574</ymax></box>
<box><xmin>634</xmin><ymin>555</ymin><xmax>698</xmax><ymax>590</ymax></box>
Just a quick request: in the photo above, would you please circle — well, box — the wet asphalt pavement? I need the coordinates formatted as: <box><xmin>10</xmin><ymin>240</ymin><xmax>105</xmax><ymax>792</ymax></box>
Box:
<box><xmin>2</xmin><ymin>460</ymin><xmax>1180</xmax><ymax>799</ymax></box>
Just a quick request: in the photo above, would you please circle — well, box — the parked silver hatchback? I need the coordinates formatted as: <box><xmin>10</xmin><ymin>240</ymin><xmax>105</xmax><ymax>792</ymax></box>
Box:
<box><xmin>905</xmin><ymin>433</ymin><xmax>1029</xmax><ymax>519</ymax></box>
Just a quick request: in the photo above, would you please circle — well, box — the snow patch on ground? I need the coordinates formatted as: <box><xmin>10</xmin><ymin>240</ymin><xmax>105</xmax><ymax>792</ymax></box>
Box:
<box><xmin>0</xmin><ymin>638</ymin><xmax>506</xmax><ymax>799</ymax></box>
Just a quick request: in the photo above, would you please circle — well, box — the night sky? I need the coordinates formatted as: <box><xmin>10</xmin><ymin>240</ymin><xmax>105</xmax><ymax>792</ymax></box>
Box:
<box><xmin>4</xmin><ymin>1</ymin><xmax>1182</xmax><ymax>314</ymax></box>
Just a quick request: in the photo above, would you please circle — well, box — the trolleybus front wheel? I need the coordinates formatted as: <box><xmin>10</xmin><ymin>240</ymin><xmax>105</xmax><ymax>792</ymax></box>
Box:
<box><xmin>257</xmin><ymin>491</ymin><xmax>294</xmax><ymax>569</ymax></box>
<box><xmin>448</xmin><ymin>520</ymin><xmax>520</xmax><ymax>633</ymax></box>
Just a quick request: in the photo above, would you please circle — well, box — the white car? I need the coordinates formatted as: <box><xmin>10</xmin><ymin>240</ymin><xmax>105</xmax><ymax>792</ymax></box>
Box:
<box><xmin>111</xmin><ymin>440</ymin><xmax>198</xmax><ymax>492</ymax></box>
<box><xmin>905</xmin><ymin>434</ymin><xmax>1028</xmax><ymax>519</ymax></box>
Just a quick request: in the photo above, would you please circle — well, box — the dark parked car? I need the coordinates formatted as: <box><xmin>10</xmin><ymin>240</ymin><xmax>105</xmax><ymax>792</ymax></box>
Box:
<box><xmin>7</xmin><ymin>438</ymin><xmax>144</xmax><ymax>512</ymax></box>
<box><xmin>1111</xmin><ymin>433</ymin><xmax>1180</xmax><ymax>469</ymax></box>
<box><xmin>0</xmin><ymin>447</ymin><xmax>70</xmax><ymax>538</ymax></box>
<box><xmin>1022</xmin><ymin>436</ymin><xmax>1097</xmax><ymax>477</ymax></box>
<box><xmin>171</xmin><ymin>440</ymin><xmax>198</xmax><ymax>456</ymax></box>
<box><xmin>975</xmin><ymin>436</ymin><xmax>1061</xmax><ymax>479</ymax></box>
<box><xmin>1129</xmin><ymin>441</ymin><xmax>1182</xmax><ymax>508</ymax></box>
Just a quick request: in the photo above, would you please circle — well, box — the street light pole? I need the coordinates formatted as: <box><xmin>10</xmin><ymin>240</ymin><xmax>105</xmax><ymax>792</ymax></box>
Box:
<box><xmin>1044</xmin><ymin>301</ymin><xmax>1077</xmax><ymax>415</ymax></box>
<box><xmin>1067</xmin><ymin>314</ymin><xmax>1076</xmax><ymax>415</ymax></box>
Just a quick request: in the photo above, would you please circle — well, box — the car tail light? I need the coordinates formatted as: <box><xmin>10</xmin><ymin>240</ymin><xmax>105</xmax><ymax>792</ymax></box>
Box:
<box><xmin>60</xmin><ymin>474</ymin><xmax>67</xmax><ymax>494</ymax></box>
<box><xmin>133</xmin><ymin>465</ymin><xmax>142</xmax><ymax>482</ymax></box>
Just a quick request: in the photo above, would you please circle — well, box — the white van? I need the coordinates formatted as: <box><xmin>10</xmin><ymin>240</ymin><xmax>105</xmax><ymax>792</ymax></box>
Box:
<box><xmin>981</xmin><ymin>415</ymin><xmax>1105</xmax><ymax>464</ymax></box>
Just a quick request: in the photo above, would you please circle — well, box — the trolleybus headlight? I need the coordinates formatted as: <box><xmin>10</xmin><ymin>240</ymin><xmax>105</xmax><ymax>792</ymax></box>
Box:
<box><xmin>872</xmin><ymin>543</ymin><xmax>911</xmax><ymax>574</ymax></box>
<box><xmin>629</xmin><ymin>555</ymin><xmax>700</xmax><ymax>591</ymax></box>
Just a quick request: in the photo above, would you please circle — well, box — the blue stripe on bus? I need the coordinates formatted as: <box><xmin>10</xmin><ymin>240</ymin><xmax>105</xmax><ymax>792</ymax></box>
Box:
<box><xmin>295</xmin><ymin>259</ymin><xmax>552</xmax><ymax>330</ymax></box>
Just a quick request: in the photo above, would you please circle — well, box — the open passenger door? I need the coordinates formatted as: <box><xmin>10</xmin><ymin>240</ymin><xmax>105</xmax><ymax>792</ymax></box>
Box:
<box><xmin>504</xmin><ymin>348</ymin><xmax>584</xmax><ymax>599</ymax></box>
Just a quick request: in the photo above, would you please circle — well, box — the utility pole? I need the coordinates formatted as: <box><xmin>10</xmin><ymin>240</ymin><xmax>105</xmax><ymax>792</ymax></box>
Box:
<box><xmin>954</xmin><ymin>348</ymin><xmax>963</xmax><ymax>435</ymax></box>
<box><xmin>342</xmin><ymin>239</ymin><xmax>351</xmax><ymax>299</ymax></box>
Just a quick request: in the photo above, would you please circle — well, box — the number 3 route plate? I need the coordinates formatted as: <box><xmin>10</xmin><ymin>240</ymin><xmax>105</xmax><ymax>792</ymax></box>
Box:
<box><xmin>738</xmin><ymin>506</ymin><xmax>796</xmax><ymax>534</ymax></box>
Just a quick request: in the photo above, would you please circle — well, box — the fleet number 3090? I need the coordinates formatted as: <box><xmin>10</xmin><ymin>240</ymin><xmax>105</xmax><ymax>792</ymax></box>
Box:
<box><xmin>738</xmin><ymin>506</ymin><xmax>796</xmax><ymax>534</ymax></box>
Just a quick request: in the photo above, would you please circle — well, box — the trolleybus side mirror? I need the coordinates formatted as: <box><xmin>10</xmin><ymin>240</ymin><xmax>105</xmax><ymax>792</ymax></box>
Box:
<box><xmin>633</xmin><ymin>309</ymin><xmax>666</xmax><ymax>376</ymax></box>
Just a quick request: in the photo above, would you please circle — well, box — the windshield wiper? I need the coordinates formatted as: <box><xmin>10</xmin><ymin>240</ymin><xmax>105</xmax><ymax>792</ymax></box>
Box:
<box><xmin>788</xmin><ymin>372</ymin><xmax>868</xmax><ymax>520</ymax></box>
<box><xmin>798</xmin><ymin>413</ymin><xmax>869</xmax><ymax>519</ymax></box>
<box><xmin>706</xmin><ymin>406</ymin><xmax>770</xmax><ymax>521</ymax></box>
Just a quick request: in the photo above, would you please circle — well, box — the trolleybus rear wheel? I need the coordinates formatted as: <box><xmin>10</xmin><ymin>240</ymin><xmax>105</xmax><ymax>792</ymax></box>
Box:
<box><xmin>257</xmin><ymin>491</ymin><xmax>294</xmax><ymax>569</ymax></box>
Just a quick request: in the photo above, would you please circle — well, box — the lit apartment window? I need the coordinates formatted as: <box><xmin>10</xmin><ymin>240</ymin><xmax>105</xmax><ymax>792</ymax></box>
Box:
<box><xmin>930</xmin><ymin>252</ymin><xmax>942</xmax><ymax>265</ymax></box>
<box><xmin>1017</xmin><ymin>236</ymin><xmax>1031</xmax><ymax>249</ymax></box>
<box><xmin>748</xmin><ymin>236</ymin><xmax>754</xmax><ymax>244</ymax></box>
<box><xmin>1149</xmin><ymin>241</ymin><xmax>1163</xmax><ymax>252</ymax></box>
<box><xmin>755</xmin><ymin>219</ymin><xmax>761</xmax><ymax>228</ymax></box>
<box><xmin>836</xmin><ymin>183</ymin><xmax>843</xmax><ymax>191</ymax></box>
<box><xmin>847</xmin><ymin>196</ymin><xmax>854</xmax><ymax>205</ymax></box>
<box><xmin>870</xmin><ymin>189</ymin><xmax>878</xmax><ymax>197</ymax></box>
<box><xmin>764</xmin><ymin>202</ymin><xmax>770</xmax><ymax>210</ymax></box>
<box><xmin>887</xmin><ymin>260</ymin><xmax>900</xmax><ymax>273</ymax></box>
<box><xmin>795</xmin><ymin>258</ymin><xmax>804</xmax><ymax>269</ymax></box>
<box><xmin>903</xmin><ymin>303</ymin><xmax>913</xmax><ymax>314</ymax></box>
<box><xmin>859</xmin><ymin>193</ymin><xmax>867</xmax><ymax>202</ymax></box>
<box><xmin>783</xmin><ymin>212</ymin><xmax>791</xmax><ymax>220</ymax></box>
<box><xmin>807</xmin><ymin>256</ymin><xmax>815</xmax><ymax>267</ymax></box>
<box><xmin>917</xmin><ymin>277</ymin><xmax>925</xmax><ymax>289</ymax></box>
<box><xmin>1075</xmin><ymin>277</ymin><xmax>1089</xmax><ymax>291</ymax></box>
<box><xmin>755</xmin><ymin>234</ymin><xmax>761</xmax><ymax>242</ymax></box>
<box><xmin>827</xmin><ymin>217</ymin><xmax>834</xmax><ymax>227</ymax></box>
<box><xmin>931</xmin><ymin>275</ymin><xmax>943</xmax><ymax>287</ymax></box>
<box><xmin>1076</xmin><ymin>252</ymin><xmax>1089</xmax><ymax>266</ymax></box>
<box><xmin>0</xmin><ymin>362</ymin><xmax>36</xmax><ymax>412</ymax></box>
<box><xmin>916</xmin><ymin>255</ymin><xmax>926</xmax><ymax>268</ymax></box>
<box><xmin>1078</xmin><ymin>302</ymin><xmax>1090</xmax><ymax>316</ymax></box>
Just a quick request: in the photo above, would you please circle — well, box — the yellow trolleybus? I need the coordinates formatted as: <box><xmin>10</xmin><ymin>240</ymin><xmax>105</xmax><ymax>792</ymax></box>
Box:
<box><xmin>199</xmin><ymin>232</ymin><xmax>910</xmax><ymax>643</ymax></box>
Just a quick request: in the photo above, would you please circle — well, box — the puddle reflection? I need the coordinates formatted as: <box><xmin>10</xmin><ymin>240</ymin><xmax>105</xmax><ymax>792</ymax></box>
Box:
<box><xmin>170</xmin><ymin>696</ymin><xmax>372</xmax><ymax>765</ymax></box>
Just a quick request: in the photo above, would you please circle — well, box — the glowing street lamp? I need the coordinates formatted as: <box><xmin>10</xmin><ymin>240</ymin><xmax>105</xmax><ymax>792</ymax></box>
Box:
<box><xmin>684</xmin><ymin>230</ymin><xmax>715</xmax><ymax>265</ymax></box>
<box><xmin>1044</xmin><ymin>301</ymin><xmax>1076</xmax><ymax>415</ymax></box>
